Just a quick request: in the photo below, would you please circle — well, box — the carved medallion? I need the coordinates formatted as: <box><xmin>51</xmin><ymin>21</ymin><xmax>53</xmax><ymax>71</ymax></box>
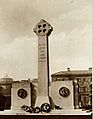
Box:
<box><xmin>59</xmin><ymin>87</ymin><xmax>70</xmax><ymax>97</ymax></box>
<box><xmin>17</xmin><ymin>89</ymin><xmax>27</xmax><ymax>99</ymax></box>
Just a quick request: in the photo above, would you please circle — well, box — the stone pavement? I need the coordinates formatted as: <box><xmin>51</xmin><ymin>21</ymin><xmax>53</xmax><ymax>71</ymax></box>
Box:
<box><xmin>0</xmin><ymin>109</ymin><xmax>92</xmax><ymax>115</ymax></box>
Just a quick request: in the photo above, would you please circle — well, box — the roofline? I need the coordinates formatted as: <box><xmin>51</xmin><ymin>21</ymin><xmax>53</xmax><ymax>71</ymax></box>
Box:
<box><xmin>51</xmin><ymin>68</ymin><xmax>92</xmax><ymax>76</ymax></box>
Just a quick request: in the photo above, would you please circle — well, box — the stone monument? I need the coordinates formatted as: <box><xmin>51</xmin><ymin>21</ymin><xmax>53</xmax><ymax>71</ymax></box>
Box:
<box><xmin>33</xmin><ymin>19</ymin><xmax>53</xmax><ymax>107</ymax></box>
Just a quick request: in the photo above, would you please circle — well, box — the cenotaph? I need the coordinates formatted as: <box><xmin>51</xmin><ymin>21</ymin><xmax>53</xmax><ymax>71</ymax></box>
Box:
<box><xmin>33</xmin><ymin>19</ymin><xmax>53</xmax><ymax>107</ymax></box>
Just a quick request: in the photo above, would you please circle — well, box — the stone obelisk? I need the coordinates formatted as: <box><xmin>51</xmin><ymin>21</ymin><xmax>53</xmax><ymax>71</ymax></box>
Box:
<box><xmin>33</xmin><ymin>19</ymin><xmax>53</xmax><ymax>107</ymax></box>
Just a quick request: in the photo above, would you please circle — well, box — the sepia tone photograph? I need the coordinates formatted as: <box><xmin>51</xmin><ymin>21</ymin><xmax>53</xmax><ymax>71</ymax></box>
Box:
<box><xmin>0</xmin><ymin>0</ymin><xmax>92</xmax><ymax>118</ymax></box>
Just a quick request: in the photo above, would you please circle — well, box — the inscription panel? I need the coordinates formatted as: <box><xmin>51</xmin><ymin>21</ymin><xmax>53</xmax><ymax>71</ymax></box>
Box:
<box><xmin>38</xmin><ymin>44</ymin><xmax>47</xmax><ymax>62</ymax></box>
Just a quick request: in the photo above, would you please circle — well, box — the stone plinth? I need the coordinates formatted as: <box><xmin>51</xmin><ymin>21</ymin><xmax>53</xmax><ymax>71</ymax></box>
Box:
<box><xmin>11</xmin><ymin>80</ymin><xmax>31</xmax><ymax>111</ymax></box>
<box><xmin>50</xmin><ymin>81</ymin><xmax>74</xmax><ymax>109</ymax></box>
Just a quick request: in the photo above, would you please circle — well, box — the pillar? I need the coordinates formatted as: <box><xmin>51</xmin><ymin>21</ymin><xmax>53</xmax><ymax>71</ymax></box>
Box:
<box><xmin>74</xmin><ymin>81</ymin><xmax>79</xmax><ymax>109</ymax></box>
<box><xmin>33</xmin><ymin>19</ymin><xmax>53</xmax><ymax>107</ymax></box>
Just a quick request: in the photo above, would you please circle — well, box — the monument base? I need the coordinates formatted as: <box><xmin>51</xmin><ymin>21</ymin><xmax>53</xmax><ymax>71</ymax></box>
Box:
<box><xmin>35</xmin><ymin>96</ymin><xmax>50</xmax><ymax>107</ymax></box>
<box><xmin>11</xmin><ymin>106</ymin><xmax>23</xmax><ymax>112</ymax></box>
<box><xmin>61</xmin><ymin>106</ymin><xmax>74</xmax><ymax>110</ymax></box>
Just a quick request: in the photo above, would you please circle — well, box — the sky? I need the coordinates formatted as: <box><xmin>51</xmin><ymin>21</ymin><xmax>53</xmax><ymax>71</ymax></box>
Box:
<box><xmin>0</xmin><ymin>0</ymin><xmax>92</xmax><ymax>80</ymax></box>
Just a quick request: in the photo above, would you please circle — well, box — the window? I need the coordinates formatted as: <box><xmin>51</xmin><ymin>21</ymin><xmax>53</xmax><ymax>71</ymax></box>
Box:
<box><xmin>55</xmin><ymin>78</ymin><xmax>57</xmax><ymax>81</ymax></box>
<box><xmin>79</xmin><ymin>87</ymin><xmax>85</xmax><ymax>92</ymax></box>
<box><xmin>84</xmin><ymin>96</ymin><xmax>89</xmax><ymax>104</ymax></box>
<box><xmin>1</xmin><ymin>85</ymin><xmax>6</xmax><ymax>89</ymax></box>
<box><xmin>83</xmin><ymin>78</ymin><xmax>86</xmax><ymax>82</ymax></box>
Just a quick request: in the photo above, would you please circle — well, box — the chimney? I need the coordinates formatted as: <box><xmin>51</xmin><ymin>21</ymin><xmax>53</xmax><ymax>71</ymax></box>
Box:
<box><xmin>67</xmin><ymin>68</ymin><xmax>70</xmax><ymax>71</ymax></box>
<box><xmin>89</xmin><ymin>67</ymin><xmax>92</xmax><ymax>71</ymax></box>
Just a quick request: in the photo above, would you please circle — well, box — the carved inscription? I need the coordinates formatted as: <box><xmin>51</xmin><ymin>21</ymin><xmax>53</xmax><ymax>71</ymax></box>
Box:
<box><xmin>38</xmin><ymin>44</ymin><xmax>47</xmax><ymax>62</ymax></box>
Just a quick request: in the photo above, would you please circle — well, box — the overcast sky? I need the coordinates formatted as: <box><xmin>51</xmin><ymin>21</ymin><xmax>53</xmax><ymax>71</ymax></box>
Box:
<box><xmin>0</xmin><ymin>0</ymin><xmax>92</xmax><ymax>80</ymax></box>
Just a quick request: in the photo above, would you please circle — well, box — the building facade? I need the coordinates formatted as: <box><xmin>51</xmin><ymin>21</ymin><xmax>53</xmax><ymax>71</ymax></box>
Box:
<box><xmin>0</xmin><ymin>75</ymin><xmax>13</xmax><ymax>110</ymax></box>
<box><xmin>51</xmin><ymin>68</ymin><xmax>92</xmax><ymax>109</ymax></box>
